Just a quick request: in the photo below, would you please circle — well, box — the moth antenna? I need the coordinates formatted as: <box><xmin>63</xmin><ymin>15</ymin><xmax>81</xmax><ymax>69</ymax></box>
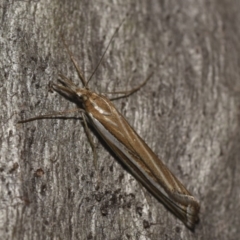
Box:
<box><xmin>86</xmin><ymin>11</ymin><xmax>129</xmax><ymax>85</ymax></box>
<box><xmin>61</xmin><ymin>34</ymin><xmax>88</xmax><ymax>87</ymax></box>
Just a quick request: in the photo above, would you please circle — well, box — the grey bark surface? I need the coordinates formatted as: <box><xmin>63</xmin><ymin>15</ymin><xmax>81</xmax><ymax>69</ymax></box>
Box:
<box><xmin>1</xmin><ymin>0</ymin><xmax>240</xmax><ymax>239</ymax></box>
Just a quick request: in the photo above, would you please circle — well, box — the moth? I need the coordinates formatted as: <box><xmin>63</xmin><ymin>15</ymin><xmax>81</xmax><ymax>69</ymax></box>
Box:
<box><xmin>19</xmin><ymin>17</ymin><xmax>200</xmax><ymax>229</ymax></box>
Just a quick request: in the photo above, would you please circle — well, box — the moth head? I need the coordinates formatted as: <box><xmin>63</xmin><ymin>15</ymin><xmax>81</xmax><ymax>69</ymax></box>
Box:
<box><xmin>75</xmin><ymin>88</ymin><xmax>89</xmax><ymax>102</ymax></box>
<box><xmin>52</xmin><ymin>77</ymin><xmax>89</xmax><ymax>105</ymax></box>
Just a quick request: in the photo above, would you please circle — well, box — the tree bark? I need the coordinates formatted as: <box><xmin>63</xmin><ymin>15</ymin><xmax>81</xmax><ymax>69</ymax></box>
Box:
<box><xmin>1</xmin><ymin>0</ymin><xmax>240</xmax><ymax>239</ymax></box>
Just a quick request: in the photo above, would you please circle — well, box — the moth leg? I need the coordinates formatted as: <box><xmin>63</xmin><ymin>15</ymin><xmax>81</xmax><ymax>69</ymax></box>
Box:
<box><xmin>18</xmin><ymin>108</ymin><xmax>84</xmax><ymax>123</ymax></box>
<box><xmin>81</xmin><ymin>112</ymin><xmax>97</xmax><ymax>169</ymax></box>
<box><xmin>106</xmin><ymin>72</ymin><xmax>154</xmax><ymax>100</ymax></box>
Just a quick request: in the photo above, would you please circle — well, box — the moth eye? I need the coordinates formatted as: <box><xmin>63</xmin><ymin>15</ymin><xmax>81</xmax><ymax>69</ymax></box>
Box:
<box><xmin>76</xmin><ymin>93</ymin><xmax>87</xmax><ymax>101</ymax></box>
<box><xmin>82</xmin><ymin>95</ymin><xmax>88</xmax><ymax>101</ymax></box>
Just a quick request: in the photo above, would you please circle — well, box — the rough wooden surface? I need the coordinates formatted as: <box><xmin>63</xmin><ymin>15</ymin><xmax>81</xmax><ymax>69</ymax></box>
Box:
<box><xmin>1</xmin><ymin>0</ymin><xmax>240</xmax><ymax>239</ymax></box>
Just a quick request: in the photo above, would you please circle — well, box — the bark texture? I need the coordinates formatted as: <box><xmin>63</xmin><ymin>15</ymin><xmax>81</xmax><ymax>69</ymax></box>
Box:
<box><xmin>1</xmin><ymin>0</ymin><xmax>240</xmax><ymax>239</ymax></box>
